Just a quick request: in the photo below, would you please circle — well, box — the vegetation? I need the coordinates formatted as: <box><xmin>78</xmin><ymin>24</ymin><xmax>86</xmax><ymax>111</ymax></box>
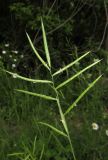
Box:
<box><xmin>0</xmin><ymin>0</ymin><xmax>108</xmax><ymax>160</ymax></box>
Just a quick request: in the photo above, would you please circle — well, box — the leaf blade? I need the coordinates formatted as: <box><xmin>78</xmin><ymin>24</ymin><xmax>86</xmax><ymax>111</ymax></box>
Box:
<box><xmin>5</xmin><ymin>70</ymin><xmax>52</xmax><ymax>84</ymax></box>
<box><xmin>8</xmin><ymin>153</ymin><xmax>24</xmax><ymax>157</ymax></box>
<box><xmin>53</xmin><ymin>51</ymin><xmax>90</xmax><ymax>76</ymax></box>
<box><xmin>16</xmin><ymin>89</ymin><xmax>56</xmax><ymax>101</ymax></box>
<box><xmin>56</xmin><ymin>59</ymin><xmax>101</xmax><ymax>90</ymax></box>
<box><xmin>26</xmin><ymin>32</ymin><xmax>49</xmax><ymax>70</ymax></box>
<box><xmin>41</xmin><ymin>19</ymin><xmax>51</xmax><ymax>67</ymax></box>
<box><xmin>64</xmin><ymin>75</ymin><xmax>102</xmax><ymax>115</ymax></box>
<box><xmin>38</xmin><ymin>122</ymin><xmax>67</xmax><ymax>137</ymax></box>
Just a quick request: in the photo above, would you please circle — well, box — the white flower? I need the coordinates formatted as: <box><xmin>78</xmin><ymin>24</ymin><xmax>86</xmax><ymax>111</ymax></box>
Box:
<box><xmin>9</xmin><ymin>55</ymin><xmax>12</xmax><ymax>58</ymax></box>
<box><xmin>13</xmin><ymin>59</ymin><xmax>17</xmax><ymax>62</ymax></box>
<box><xmin>20</xmin><ymin>54</ymin><xmax>24</xmax><ymax>58</ymax></box>
<box><xmin>105</xmin><ymin>130</ymin><xmax>108</xmax><ymax>136</ymax></box>
<box><xmin>2</xmin><ymin>50</ymin><xmax>6</xmax><ymax>54</ymax></box>
<box><xmin>5</xmin><ymin>43</ymin><xmax>9</xmax><ymax>47</ymax></box>
<box><xmin>92</xmin><ymin>122</ymin><xmax>99</xmax><ymax>130</ymax></box>
<box><xmin>12</xmin><ymin>64</ymin><xmax>16</xmax><ymax>68</ymax></box>
<box><xmin>14</xmin><ymin>51</ymin><xmax>18</xmax><ymax>54</ymax></box>
<box><xmin>12</xmin><ymin>50</ymin><xmax>18</xmax><ymax>54</ymax></box>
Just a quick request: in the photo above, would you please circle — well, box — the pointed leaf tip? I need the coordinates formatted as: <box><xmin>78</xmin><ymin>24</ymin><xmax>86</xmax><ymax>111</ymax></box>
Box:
<box><xmin>41</xmin><ymin>19</ymin><xmax>51</xmax><ymax>67</ymax></box>
<box><xmin>64</xmin><ymin>75</ymin><xmax>102</xmax><ymax>115</ymax></box>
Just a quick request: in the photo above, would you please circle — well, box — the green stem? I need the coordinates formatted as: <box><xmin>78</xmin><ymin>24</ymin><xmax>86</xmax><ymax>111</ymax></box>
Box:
<box><xmin>68</xmin><ymin>133</ymin><xmax>77</xmax><ymax>160</ymax></box>
<box><xmin>49</xmin><ymin>69</ymin><xmax>77</xmax><ymax>160</ymax></box>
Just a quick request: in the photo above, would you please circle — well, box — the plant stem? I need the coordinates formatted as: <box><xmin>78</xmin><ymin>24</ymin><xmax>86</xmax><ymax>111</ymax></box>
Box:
<box><xmin>49</xmin><ymin>69</ymin><xmax>77</xmax><ymax>160</ymax></box>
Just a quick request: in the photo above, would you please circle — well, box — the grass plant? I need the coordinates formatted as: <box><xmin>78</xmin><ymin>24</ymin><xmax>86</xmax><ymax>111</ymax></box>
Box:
<box><xmin>2</xmin><ymin>19</ymin><xmax>103</xmax><ymax>160</ymax></box>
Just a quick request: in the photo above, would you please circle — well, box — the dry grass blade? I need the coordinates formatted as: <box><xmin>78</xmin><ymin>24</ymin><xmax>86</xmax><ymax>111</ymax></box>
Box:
<box><xmin>64</xmin><ymin>75</ymin><xmax>102</xmax><ymax>115</ymax></box>
<box><xmin>15</xmin><ymin>89</ymin><xmax>57</xmax><ymax>101</ymax></box>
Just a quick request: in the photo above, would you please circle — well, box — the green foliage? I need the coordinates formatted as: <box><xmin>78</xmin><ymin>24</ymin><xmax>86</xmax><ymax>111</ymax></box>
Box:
<box><xmin>9</xmin><ymin>2</ymin><xmax>62</xmax><ymax>31</ymax></box>
<box><xmin>10</xmin><ymin>3</ymin><xmax>34</xmax><ymax>22</ymax></box>
<box><xmin>0</xmin><ymin>0</ymin><xmax>106</xmax><ymax>76</ymax></box>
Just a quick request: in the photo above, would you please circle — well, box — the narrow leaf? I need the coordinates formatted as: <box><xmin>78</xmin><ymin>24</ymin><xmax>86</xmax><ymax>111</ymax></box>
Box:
<box><xmin>64</xmin><ymin>75</ymin><xmax>102</xmax><ymax>115</ymax></box>
<box><xmin>8</xmin><ymin>153</ymin><xmax>24</xmax><ymax>156</ymax></box>
<box><xmin>39</xmin><ymin>144</ymin><xmax>44</xmax><ymax>160</ymax></box>
<box><xmin>56</xmin><ymin>59</ymin><xmax>101</xmax><ymax>90</ymax></box>
<box><xmin>16</xmin><ymin>89</ymin><xmax>56</xmax><ymax>101</ymax></box>
<box><xmin>41</xmin><ymin>19</ymin><xmax>51</xmax><ymax>67</ymax></box>
<box><xmin>5</xmin><ymin>70</ymin><xmax>52</xmax><ymax>84</ymax></box>
<box><xmin>53</xmin><ymin>51</ymin><xmax>90</xmax><ymax>76</ymax></box>
<box><xmin>38</xmin><ymin>122</ymin><xmax>67</xmax><ymax>137</ymax></box>
<box><xmin>26</xmin><ymin>32</ymin><xmax>50</xmax><ymax>70</ymax></box>
<box><xmin>33</xmin><ymin>136</ymin><xmax>37</xmax><ymax>155</ymax></box>
<box><xmin>24</xmin><ymin>155</ymin><xmax>30</xmax><ymax>160</ymax></box>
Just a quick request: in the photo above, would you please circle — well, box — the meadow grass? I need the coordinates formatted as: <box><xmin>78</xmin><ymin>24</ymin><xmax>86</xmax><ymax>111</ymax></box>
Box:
<box><xmin>0</xmin><ymin>65</ymin><xmax>108</xmax><ymax>160</ymax></box>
